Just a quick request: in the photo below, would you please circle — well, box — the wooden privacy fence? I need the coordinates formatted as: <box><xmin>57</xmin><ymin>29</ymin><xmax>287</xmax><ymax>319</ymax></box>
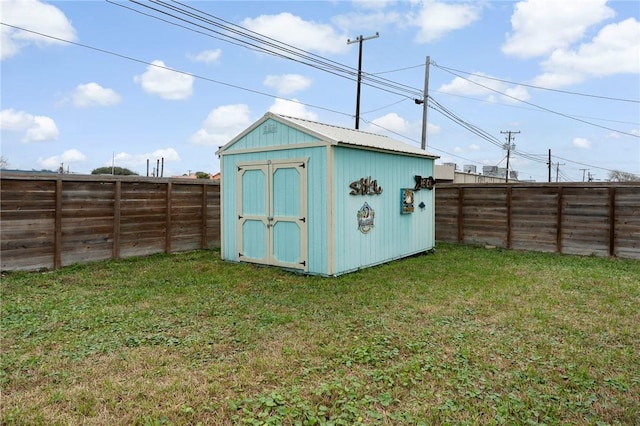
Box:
<box><xmin>435</xmin><ymin>182</ymin><xmax>640</xmax><ymax>259</ymax></box>
<box><xmin>2</xmin><ymin>176</ymin><xmax>639</xmax><ymax>271</ymax></box>
<box><xmin>1</xmin><ymin>173</ymin><xmax>220</xmax><ymax>271</ymax></box>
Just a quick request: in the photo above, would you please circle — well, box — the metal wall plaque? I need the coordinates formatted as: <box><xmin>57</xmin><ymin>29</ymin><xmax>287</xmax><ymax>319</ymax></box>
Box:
<box><xmin>401</xmin><ymin>188</ymin><xmax>414</xmax><ymax>214</ymax></box>
<box><xmin>350</xmin><ymin>176</ymin><xmax>383</xmax><ymax>195</ymax></box>
<box><xmin>357</xmin><ymin>202</ymin><xmax>375</xmax><ymax>233</ymax></box>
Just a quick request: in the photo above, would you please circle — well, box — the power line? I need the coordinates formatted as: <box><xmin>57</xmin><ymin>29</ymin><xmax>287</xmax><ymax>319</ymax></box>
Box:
<box><xmin>432</xmin><ymin>64</ymin><xmax>639</xmax><ymax>138</ymax></box>
<box><xmin>432</xmin><ymin>90</ymin><xmax>640</xmax><ymax>126</ymax></box>
<box><xmin>2</xmin><ymin>22</ymin><xmax>636</xmax><ymax>180</ymax></box>
<box><xmin>370</xmin><ymin>63</ymin><xmax>425</xmax><ymax>75</ymax></box>
<box><xmin>0</xmin><ymin>22</ymin><xmax>350</xmax><ymax>118</ymax></box>
<box><xmin>107</xmin><ymin>0</ymin><xmax>423</xmax><ymax>100</ymax></box>
<box><xmin>359</xmin><ymin>117</ymin><xmax>485</xmax><ymax>166</ymax></box>
<box><xmin>433</xmin><ymin>62</ymin><xmax>640</xmax><ymax>104</ymax></box>
<box><xmin>552</xmin><ymin>153</ymin><xmax>640</xmax><ymax>177</ymax></box>
<box><xmin>360</xmin><ymin>97</ymin><xmax>410</xmax><ymax>115</ymax></box>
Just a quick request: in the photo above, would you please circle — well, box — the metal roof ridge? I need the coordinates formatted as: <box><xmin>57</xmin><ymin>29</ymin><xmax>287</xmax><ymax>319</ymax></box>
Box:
<box><xmin>269</xmin><ymin>112</ymin><xmax>392</xmax><ymax>139</ymax></box>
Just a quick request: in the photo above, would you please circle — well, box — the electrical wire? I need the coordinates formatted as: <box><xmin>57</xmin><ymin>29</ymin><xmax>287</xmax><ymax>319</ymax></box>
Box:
<box><xmin>360</xmin><ymin>97</ymin><xmax>410</xmax><ymax>115</ymax></box>
<box><xmin>433</xmin><ymin>63</ymin><xmax>640</xmax><ymax>104</ymax></box>
<box><xmin>432</xmin><ymin>65</ymin><xmax>639</xmax><ymax>138</ymax></box>
<box><xmin>107</xmin><ymin>0</ymin><xmax>423</xmax><ymax>100</ymax></box>
<box><xmin>370</xmin><ymin>63</ymin><xmax>425</xmax><ymax>75</ymax></box>
<box><xmin>3</xmin><ymin>18</ymin><xmax>637</xmax><ymax>179</ymax></box>
<box><xmin>169</xmin><ymin>0</ymin><xmax>424</xmax><ymax>97</ymax></box>
<box><xmin>359</xmin><ymin>117</ymin><xmax>484</xmax><ymax>165</ymax></box>
<box><xmin>113</xmin><ymin>0</ymin><xmax>640</xmax><ymax>173</ymax></box>
<box><xmin>552</xmin><ymin>153</ymin><xmax>640</xmax><ymax>177</ymax></box>
<box><xmin>432</xmin><ymin>90</ymin><xmax>640</xmax><ymax>126</ymax></box>
<box><xmin>0</xmin><ymin>22</ymin><xmax>350</xmax><ymax>118</ymax></box>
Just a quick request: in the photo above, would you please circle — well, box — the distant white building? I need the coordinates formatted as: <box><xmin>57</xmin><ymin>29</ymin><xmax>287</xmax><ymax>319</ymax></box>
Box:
<box><xmin>435</xmin><ymin>164</ymin><xmax>521</xmax><ymax>183</ymax></box>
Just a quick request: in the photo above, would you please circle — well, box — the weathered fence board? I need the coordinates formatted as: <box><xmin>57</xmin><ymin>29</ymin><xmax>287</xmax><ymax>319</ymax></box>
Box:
<box><xmin>436</xmin><ymin>182</ymin><xmax>640</xmax><ymax>259</ymax></box>
<box><xmin>1</xmin><ymin>173</ymin><xmax>221</xmax><ymax>271</ymax></box>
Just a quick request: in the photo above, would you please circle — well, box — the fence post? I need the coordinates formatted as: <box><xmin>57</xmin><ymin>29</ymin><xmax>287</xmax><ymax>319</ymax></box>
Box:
<box><xmin>506</xmin><ymin>185</ymin><xmax>512</xmax><ymax>249</ymax></box>
<box><xmin>54</xmin><ymin>178</ymin><xmax>63</xmax><ymax>269</ymax></box>
<box><xmin>609</xmin><ymin>186</ymin><xmax>616</xmax><ymax>257</ymax></box>
<box><xmin>165</xmin><ymin>182</ymin><xmax>172</xmax><ymax>254</ymax></box>
<box><xmin>113</xmin><ymin>180</ymin><xmax>121</xmax><ymax>259</ymax></box>
<box><xmin>201</xmin><ymin>183</ymin><xmax>208</xmax><ymax>249</ymax></box>
<box><xmin>556</xmin><ymin>185</ymin><xmax>564</xmax><ymax>253</ymax></box>
<box><xmin>457</xmin><ymin>186</ymin><xmax>464</xmax><ymax>243</ymax></box>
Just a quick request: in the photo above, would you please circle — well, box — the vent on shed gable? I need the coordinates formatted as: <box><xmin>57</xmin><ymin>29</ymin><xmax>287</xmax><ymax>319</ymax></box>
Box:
<box><xmin>262</xmin><ymin>123</ymin><xmax>277</xmax><ymax>134</ymax></box>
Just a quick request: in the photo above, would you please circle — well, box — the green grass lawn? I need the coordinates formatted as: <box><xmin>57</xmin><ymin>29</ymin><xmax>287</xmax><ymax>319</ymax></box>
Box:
<box><xmin>2</xmin><ymin>243</ymin><xmax>639</xmax><ymax>425</ymax></box>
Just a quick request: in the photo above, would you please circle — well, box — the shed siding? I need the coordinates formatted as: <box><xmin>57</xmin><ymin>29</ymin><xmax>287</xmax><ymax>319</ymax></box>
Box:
<box><xmin>221</xmin><ymin>146</ymin><xmax>328</xmax><ymax>274</ymax></box>
<box><xmin>229</xmin><ymin>118</ymin><xmax>322</xmax><ymax>151</ymax></box>
<box><xmin>332</xmin><ymin>147</ymin><xmax>435</xmax><ymax>273</ymax></box>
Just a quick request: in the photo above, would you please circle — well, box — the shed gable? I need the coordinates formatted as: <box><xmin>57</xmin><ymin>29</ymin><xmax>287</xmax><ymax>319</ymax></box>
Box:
<box><xmin>220</xmin><ymin>118</ymin><xmax>323</xmax><ymax>154</ymax></box>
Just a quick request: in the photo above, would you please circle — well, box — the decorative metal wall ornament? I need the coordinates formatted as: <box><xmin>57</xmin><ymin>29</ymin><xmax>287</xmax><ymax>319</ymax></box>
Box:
<box><xmin>401</xmin><ymin>188</ymin><xmax>415</xmax><ymax>214</ymax></box>
<box><xmin>357</xmin><ymin>202</ymin><xmax>375</xmax><ymax>233</ymax></box>
<box><xmin>350</xmin><ymin>176</ymin><xmax>383</xmax><ymax>195</ymax></box>
<box><xmin>414</xmin><ymin>175</ymin><xmax>436</xmax><ymax>191</ymax></box>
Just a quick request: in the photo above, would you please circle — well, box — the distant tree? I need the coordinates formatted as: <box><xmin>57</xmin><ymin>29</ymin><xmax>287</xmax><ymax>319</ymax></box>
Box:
<box><xmin>0</xmin><ymin>156</ymin><xmax>8</xmax><ymax>168</ymax></box>
<box><xmin>608</xmin><ymin>170</ymin><xmax>639</xmax><ymax>182</ymax></box>
<box><xmin>195</xmin><ymin>171</ymin><xmax>210</xmax><ymax>179</ymax></box>
<box><xmin>91</xmin><ymin>166</ymin><xmax>138</xmax><ymax>175</ymax></box>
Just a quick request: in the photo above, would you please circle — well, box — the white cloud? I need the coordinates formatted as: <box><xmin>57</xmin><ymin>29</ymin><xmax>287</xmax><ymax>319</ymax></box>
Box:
<box><xmin>333</xmin><ymin>11</ymin><xmax>401</xmax><ymax>33</ymax></box>
<box><xmin>134</xmin><ymin>60</ymin><xmax>194</xmax><ymax>100</ymax></box>
<box><xmin>242</xmin><ymin>13</ymin><xmax>349</xmax><ymax>54</ymax></box>
<box><xmin>38</xmin><ymin>149</ymin><xmax>86</xmax><ymax>169</ymax></box>
<box><xmin>263</xmin><ymin>74</ymin><xmax>312</xmax><ymax>95</ymax></box>
<box><xmin>502</xmin><ymin>0</ymin><xmax>614</xmax><ymax>59</ymax></box>
<box><xmin>363</xmin><ymin>112</ymin><xmax>439</xmax><ymax>140</ymax></box>
<box><xmin>72</xmin><ymin>82</ymin><xmax>121</xmax><ymax>108</ymax></box>
<box><xmin>0</xmin><ymin>108</ymin><xmax>59</xmax><ymax>142</ymax></box>
<box><xmin>410</xmin><ymin>1</ymin><xmax>482</xmax><ymax>43</ymax></box>
<box><xmin>333</xmin><ymin>1</ymin><xmax>480</xmax><ymax>45</ymax></box>
<box><xmin>268</xmin><ymin>99</ymin><xmax>318</xmax><ymax>121</ymax></box>
<box><xmin>533</xmin><ymin>18</ymin><xmax>640</xmax><ymax>88</ymax></box>
<box><xmin>190</xmin><ymin>49</ymin><xmax>222</xmax><ymax>64</ymax></box>
<box><xmin>351</xmin><ymin>0</ymin><xmax>398</xmax><ymax>10</ymax></box>
<box><xmin>368</xmin><ymin>112</ymin><xmax>410</xmax><ymax>133</ymax></box>
<box><xmin>572</xmin><ymin>137</ymin><xmax>591</xmax><ymax>149</ymax></box>
<box><xmin>0</xmin><ymin>0</ymin><xmax>77</xmax><ymax>60</ymax></box>
<box><xmin>113</xmin><ymin>148</ymin><xmax>181</xmax><ymax>169</ymax></box>
<box><xmin>438</xmin><ymin>73</ymin><xmax>530</xmax><ymax>103</ymax></box>
<box><xmin>191</xmin><ymin>104</ymin><xmax>252</xmax><ymax>146</ymax></box>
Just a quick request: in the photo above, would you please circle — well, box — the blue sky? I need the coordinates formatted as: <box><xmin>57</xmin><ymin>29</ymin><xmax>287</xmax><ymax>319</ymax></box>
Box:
<box><xmin>1</xmin><ymin>0</ymin><xmax>638</xmax><ymax>181</ymax></box>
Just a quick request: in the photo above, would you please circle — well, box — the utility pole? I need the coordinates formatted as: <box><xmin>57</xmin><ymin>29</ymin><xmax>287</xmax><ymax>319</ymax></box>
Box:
<box><xmin>580</xmin><ymin>168</ymin><xmax>590</xmax><ymax>182</ymax></box>
<box><xmin>501</xmin><ymin>130</ymin><xmax>520</xmax><ymax>183</ymax></box>
<box><xmin>347</xmin><ymin>32</ymin><xmax>379</xmax><ymax>130</ymax></box>
<box><xmin>548</xmin><ymin>149</ymin><xmax>552</xmax><ymax>183</ymax></box>
<box><xmin>555</xmin><ymin>162</ymin><xmax>565</xmax><ymax>182</ymax></box>
<box><xmin>414</xmin><ymin>56</ymin><xmax>430</xmax><ymax>150</ymax></box>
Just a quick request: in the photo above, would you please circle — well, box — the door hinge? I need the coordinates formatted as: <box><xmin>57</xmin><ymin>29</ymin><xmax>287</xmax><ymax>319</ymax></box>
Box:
<box><xmin>299</xmin><ymin>163</ymin><xmax>305</xmax><ymax>168</ymax></box>
<box><xmin>239</xmin><ymin>252</ymin><xmax>243</xmax><ymax>258</ymax></box>
<box><xmin>300</xmin><ymin>261</ymin><xmax>306</xmax><ymax>266</ymax></box>
<box><xmin>238</xmin><ymin>215</ymin><xmax>243</xmax><ymax>220</ymax></box>
<box><xmin>237</xmin><ymin>166</ymin><xmax>243</xmax><ymax>171</ymax></box>
<box><xmin>300</xmin><ymin>217</ymin><xmax>306</xmax><ymax>223</ymax></box>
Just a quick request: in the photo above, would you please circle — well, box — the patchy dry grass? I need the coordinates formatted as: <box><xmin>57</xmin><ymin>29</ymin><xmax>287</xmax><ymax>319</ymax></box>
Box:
<box><xmin>2</xmin><ymin>244</ymin><xmax>639</xmax><ymax>425</ymax></box>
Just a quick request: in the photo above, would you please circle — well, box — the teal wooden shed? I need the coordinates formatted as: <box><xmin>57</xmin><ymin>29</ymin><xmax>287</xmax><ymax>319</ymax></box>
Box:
<box><xmin>216</xmin><ymin>112</ymin><xmax>439</xmax><ymax>276</ymax></box>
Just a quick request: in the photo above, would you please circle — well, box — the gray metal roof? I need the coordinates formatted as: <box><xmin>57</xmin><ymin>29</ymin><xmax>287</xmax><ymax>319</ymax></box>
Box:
<box><xmin>269</xmin><ymin>112</ymin><xmax>438</xmax><ymax>158</ymax></box>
